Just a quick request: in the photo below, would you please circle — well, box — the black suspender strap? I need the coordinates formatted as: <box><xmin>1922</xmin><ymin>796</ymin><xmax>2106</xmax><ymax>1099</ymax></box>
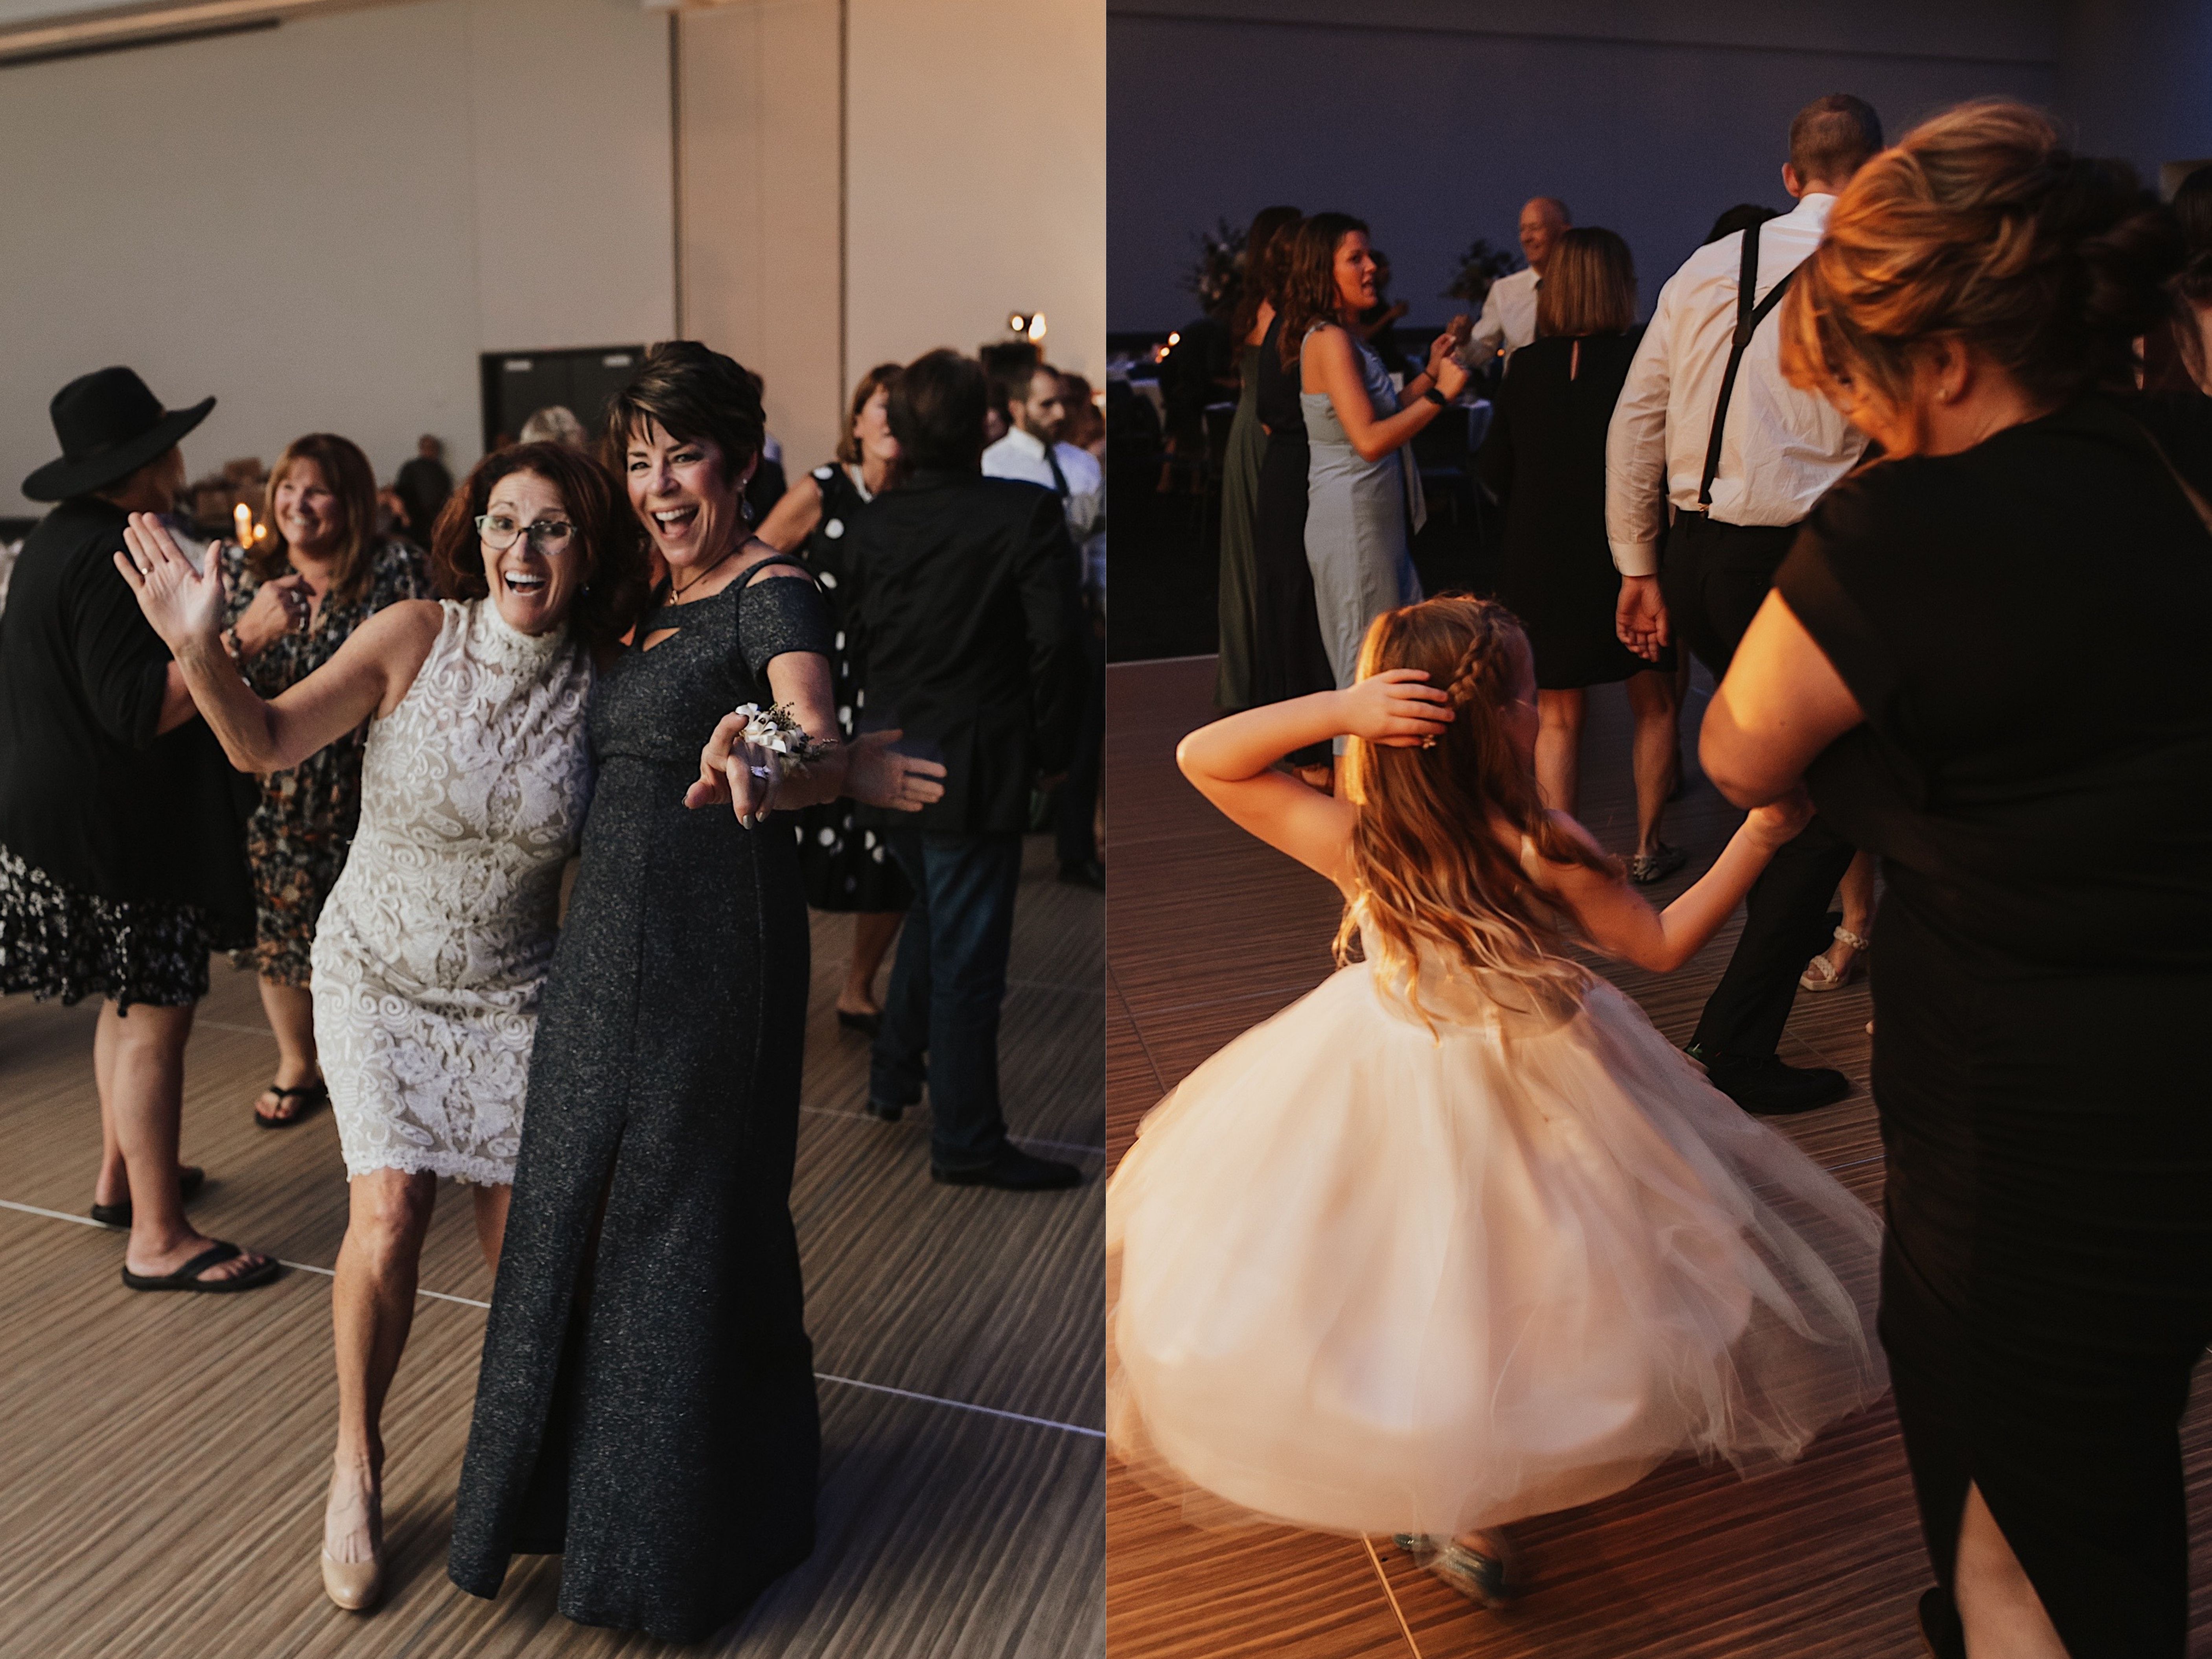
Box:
<box><xmin>1698</xmin><ymin>217</ymin><xmax>1798</xmax><ymax>509</ymax></box>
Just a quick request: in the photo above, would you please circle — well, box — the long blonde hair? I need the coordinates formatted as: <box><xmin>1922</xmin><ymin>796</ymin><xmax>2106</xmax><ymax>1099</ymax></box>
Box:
<box><xmin>1335</xmin><ymin>597</ymin><xmax>1616</xmax><ymax>1024</ymax></box>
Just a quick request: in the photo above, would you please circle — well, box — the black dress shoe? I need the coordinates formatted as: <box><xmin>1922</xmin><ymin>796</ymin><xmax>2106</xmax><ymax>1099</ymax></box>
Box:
<box><xmin>864</xmin><ymin>1097</ymin><xmax>908</xmax><ymax>1123</ymax></box>
<box><xmin>1696</xmin><ymin>1051</ymin><xmax>1850</xmax><ymax>1115</ymax></box>
<box><xmin>1057</xmin><ymin>858</ymin><xmax>1105</xmax><ymax>891</ymax></box>
<box><xmin>836</xmin><ymin>1007</ymin><xmax>881</xmax><ymax>1037</ymax></box>
<box><xmin>931</xmin><ymin>1144</ymin><xmax>1082</xmax><ymax>1190</ymax></box>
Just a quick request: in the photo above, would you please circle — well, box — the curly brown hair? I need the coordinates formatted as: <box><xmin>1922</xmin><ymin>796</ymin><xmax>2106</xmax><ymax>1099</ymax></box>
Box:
<box><xmin>251</xmin><ymin>433</ymin><xmax>381</xmax><ymax>602</ymax></box>
<box><xmin>1779</xmin><ymin>99</ymin><xmax>2182</xmax><ymax>455</ymax></box>
<box><xmin>427</xmin><ymin>442</ymin><xmax>648</xmax><ymax>654</ymax></box>
<box><xmin>1335</xmin><ymin>595</ymin><xmax>1615</xmax><ymax>1026</ymax></box>
<box><xmin>1275</xmin><ymin>212</ymin><xmax>1369</xmax><ymax>367</ymax></box>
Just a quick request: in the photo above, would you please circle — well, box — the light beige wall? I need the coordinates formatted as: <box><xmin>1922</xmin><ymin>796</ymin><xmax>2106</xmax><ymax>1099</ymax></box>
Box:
<box><xmin>846</xmin><ymin>0</ymin><xmax>1105</xmax><ymax>387</ymax></box>
<box><xmin>675</xmin><ymin>0</ymin><xmax>844</xmax><ymax>473</ymax></box>
<box><xmin>0</xmin><ymin>0</ymin><xmax>672</xmax><ymax>514</ymax></box>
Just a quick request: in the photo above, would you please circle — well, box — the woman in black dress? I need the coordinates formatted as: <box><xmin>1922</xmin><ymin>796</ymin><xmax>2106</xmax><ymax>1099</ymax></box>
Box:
<box><xmin>1479</xmin><ymin>227</ymin><xmax>1682</xmax><ymax>883</ymax></box>
<box><xmin>1248</xmin><ymin>213</ymin><xmax>1337</xmax><ymax>775</ymax></box>
<box><xmin>1700</xmin><ymin>102</ymin><xmax>2212</xmax><ymax>1659</ymax></box>
<box><xmin>449</xmin><ymin>343</ymin><xmax>942</xmax><ymax>1641</ymax></box>
<box><xmin>757</xmin><ymin>362</ymin><xmax>914</xmax><ymax>1031</ymax></box>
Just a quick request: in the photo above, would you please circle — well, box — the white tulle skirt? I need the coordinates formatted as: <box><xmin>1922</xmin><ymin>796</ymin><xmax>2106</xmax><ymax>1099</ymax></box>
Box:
<box><xmin>1107</xmin><ymin>957</ymin><xmax>1887</xmax><ymax>1539</ymax></box>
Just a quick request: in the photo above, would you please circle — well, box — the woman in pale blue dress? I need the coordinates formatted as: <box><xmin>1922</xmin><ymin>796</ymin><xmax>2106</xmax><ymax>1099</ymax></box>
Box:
<box><xmin>1282</xmin><ymin>213</ymin><xmax>1472</xmax><ymax>687</ymax></box>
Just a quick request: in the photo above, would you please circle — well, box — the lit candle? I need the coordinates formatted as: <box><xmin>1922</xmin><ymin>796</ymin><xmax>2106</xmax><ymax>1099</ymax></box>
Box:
<box><xmin>233</xmin><ymin>502</ymin><xmax>253</xmax><ymax>547</ymax></box>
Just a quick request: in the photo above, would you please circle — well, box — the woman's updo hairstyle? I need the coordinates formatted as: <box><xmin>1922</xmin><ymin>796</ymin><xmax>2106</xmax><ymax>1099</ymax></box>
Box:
<box><xmin>1780</xmin><ymin>99</ymin><xmax>2183</xmax><ymax>453</ymax></box>
<box><xmin>599</xmin><ymin>339</ymin><xmax>767</xmax><ymax>484</ymax></box>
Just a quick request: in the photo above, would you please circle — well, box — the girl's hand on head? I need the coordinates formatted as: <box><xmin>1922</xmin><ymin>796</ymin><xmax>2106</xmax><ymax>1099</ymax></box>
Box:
<box><xmin>1343</xmin><ymin>669</ymin><xmax>1452</xmax><ymax>748</ymax></box>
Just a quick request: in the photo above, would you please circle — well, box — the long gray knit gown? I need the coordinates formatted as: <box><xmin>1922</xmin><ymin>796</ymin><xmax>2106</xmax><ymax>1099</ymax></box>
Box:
<box><xmin>449</xmin><ymin>559</ymin><xmax>830</xmax><ymax>1642</ymax></box>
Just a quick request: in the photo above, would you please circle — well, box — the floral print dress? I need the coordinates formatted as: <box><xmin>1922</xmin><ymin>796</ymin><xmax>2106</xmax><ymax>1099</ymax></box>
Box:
<box><xmin>223</xmin><ymin>539</ymin><xmax>433</xmax><ymax>986</ymax></box>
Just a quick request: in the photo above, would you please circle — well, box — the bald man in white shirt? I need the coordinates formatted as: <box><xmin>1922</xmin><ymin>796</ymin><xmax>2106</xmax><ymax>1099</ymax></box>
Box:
<box><xmin>1463</xmin><ymin>196</ymin><xmax>1570</xmax><ymax>369</ymax></box>
<box><xmin>1603</xmin><ymin>92</ymin><xmax>1882</xmax><ymax>1117</ymax></box>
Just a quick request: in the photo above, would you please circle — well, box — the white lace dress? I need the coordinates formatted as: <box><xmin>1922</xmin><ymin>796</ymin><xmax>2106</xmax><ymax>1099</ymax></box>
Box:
<box><xmin>311</xmin><ymin>599</ymin><xmax>593</xmax><ymax>1183</ymax></box>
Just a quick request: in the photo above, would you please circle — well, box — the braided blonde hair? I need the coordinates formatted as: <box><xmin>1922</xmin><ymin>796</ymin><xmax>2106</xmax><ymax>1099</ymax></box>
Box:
<box><xmin>1335</xmin><ymin>597</ymin><xmax>1616</xmax><ymax>1026</ymax></box>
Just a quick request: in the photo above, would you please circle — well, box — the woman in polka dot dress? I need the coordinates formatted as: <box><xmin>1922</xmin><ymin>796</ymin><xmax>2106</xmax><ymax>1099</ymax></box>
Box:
<box><xmin>757</xmin><ymin>363</ymin><xmax>913</xmax><ymax>1031</ymax></box>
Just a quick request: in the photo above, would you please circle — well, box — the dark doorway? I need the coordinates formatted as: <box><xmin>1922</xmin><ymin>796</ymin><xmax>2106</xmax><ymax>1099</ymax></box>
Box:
<box><xmin>479</xmin><ymin>346</ymin><xmax>646</xmax><ymax>452</ymax></box>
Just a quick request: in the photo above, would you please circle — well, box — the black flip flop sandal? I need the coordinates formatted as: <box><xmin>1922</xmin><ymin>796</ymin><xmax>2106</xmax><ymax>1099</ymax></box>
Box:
<box><xmin>121</xmin><ymin>1240</ymin><xmax>281</xmax><ymax>1294</ymax></box>
<box><xmin>89</xmin><ymin>1165</ymin><xmax>204</xmax><ymax>1228</ymax></box>
<box><xmin>253</xmin><ymin>1081</ymin><xmax>328</xmax><ymax>1129</ymax></box>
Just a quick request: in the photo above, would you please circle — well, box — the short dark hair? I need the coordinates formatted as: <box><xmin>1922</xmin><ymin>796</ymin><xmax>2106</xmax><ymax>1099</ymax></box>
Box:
<box><xmin>429</xmin><ymin>441</ymin><xmax>648</xmax><ymax>653</ymax></box>
<box><xmin>980</xmin><ymin>340</ymin><xmax>1043</xmax><ymax>417</ymax></box>
<box><xmin>1790</xmin><ymin>94</ymin><xmax>1883</xmax><ymax>186</ymax></box>
<box><xmin>600</xmin><ymin>340</ymin><xmax>765</xmax><ymax>486</ymax></box>
<box><xmin>891</xmin><ymin>350</ymin><xmax>989</xmax><ymax>472</ymax></box>
<box><xmin>1536</xmin><ymin>227</ymin><xmax>1637</xmax><ymax>337</ymax></box>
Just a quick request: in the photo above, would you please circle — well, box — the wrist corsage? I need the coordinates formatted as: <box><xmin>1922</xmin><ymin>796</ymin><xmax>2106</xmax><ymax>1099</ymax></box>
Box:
<box><xmin>731</xmin><ymin>702</ymin><xmax>834</xmax><ymax>777</ymax></box>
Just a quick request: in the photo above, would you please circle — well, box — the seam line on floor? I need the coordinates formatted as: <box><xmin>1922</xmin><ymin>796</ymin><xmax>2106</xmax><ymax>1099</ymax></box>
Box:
<box><xmin>0</xmin><ymin>1197</ymin><xmax>1105</xmax><ymax>1440</ymax></box>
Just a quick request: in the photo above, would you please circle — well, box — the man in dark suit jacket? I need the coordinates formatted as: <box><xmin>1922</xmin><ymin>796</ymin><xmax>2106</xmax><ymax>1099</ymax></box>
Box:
<box><xmin>852</xmin><ymin>349</ymin><xmax>1085</xmax><ymax>1191</ymax></box>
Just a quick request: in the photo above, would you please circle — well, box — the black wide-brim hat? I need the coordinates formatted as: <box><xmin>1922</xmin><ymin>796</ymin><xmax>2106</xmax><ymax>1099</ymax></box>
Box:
<box><xmin>22</xmin><ymin>366</ymin><xmax>215</xmax><ymax>502</ymax></box>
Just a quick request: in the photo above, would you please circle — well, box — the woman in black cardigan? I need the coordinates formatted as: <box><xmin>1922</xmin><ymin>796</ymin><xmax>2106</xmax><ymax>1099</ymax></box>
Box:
<box><xmin>0</xmin><ymin>368</ymin><xmax>284</xmax><ymax>1291</ymax></box>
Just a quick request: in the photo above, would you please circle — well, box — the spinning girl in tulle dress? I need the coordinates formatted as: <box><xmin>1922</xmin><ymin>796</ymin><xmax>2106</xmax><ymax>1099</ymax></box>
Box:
<box><xmin>1107</xmin><ymin>595</ymin><xmax>1886</xmax><ymax>1606</ymax></box>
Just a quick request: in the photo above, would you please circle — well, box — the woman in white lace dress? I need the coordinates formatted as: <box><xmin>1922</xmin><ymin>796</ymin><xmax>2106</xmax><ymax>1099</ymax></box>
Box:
<box><xmin>116</xmin><ymin>442</ymin><xmax>648</xmax><ymax>1613</ymax></box>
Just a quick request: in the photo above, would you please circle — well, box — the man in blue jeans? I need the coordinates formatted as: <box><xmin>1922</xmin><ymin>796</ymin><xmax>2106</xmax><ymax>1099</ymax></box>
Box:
<box><xmin>851</xmin><ymin>349</ymin><xmax>1086</xmax><ymax>1189</ymax></box>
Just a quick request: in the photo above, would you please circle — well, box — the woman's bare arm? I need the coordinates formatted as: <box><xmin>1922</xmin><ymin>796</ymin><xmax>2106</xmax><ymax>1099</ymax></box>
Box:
<box><xmin>1302</xmin><ymin>324</ymin><xmax>1466</xmax><ymax>462</ymax></box>
<box><xmin>754</xmin><ymin>471</ymin><xmax>823</xmax><ymax>555</ymax></box>
<box><xmin>1700</xmin><ymin>590</ymin><xmax>1865</xmax><ymax>807</ymax></box>
<box><xmin>117</xmin><ymin>513</ymin><xmax>440</xmax><ymax>773</ymax></box>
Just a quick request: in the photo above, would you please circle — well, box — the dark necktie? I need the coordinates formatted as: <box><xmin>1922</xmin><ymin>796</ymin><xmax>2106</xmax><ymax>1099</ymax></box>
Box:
<box><xmin>1042</xmin><ymin>439</ymin><xmax>1069</xmax><ymax>500</ymax></box>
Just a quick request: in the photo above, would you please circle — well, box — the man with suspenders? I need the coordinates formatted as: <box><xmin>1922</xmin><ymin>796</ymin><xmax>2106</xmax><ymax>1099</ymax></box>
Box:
<box><xmin>1603</xmin><ymin>93</ymin><xmax>1884</xmax><ymax>1116</ymax></box>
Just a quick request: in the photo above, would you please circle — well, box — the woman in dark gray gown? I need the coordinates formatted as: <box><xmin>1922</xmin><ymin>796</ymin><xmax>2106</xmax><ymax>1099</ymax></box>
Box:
<box><xmin>449</xmin><ymin>343</ymin><xmax>942</xmax><ymax>1642</ymax></box>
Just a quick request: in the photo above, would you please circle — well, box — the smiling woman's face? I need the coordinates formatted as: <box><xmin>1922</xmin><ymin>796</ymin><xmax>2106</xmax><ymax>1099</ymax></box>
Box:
<box><xmin>481</xmin><ymin>468</ymin><xmax>581</xmax><ymax>636</ymax></box>
<box><xmin>624</xmin><ymin>417</ymin><xmax>750</xmax><ymax>574</ymax></box>
<box><xmin>274</xmin><ymin>457</ymin><xmax>343</xmax><ymax>558</ymax></box>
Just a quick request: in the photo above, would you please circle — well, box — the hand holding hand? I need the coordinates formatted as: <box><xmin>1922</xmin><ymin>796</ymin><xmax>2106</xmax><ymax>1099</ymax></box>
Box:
<box><xmin>1744</xmin><ymin>785</ymin><xmax>1814</xmax><ymax>848</ymax></box>
<box><xmin>1339</xmin><ymin>669</ymin><xmax>1453</xmax><ymax>749</ymax></box>
<box><xmin>846</xmin><ymin>729</ymin><xmax>948</xmax><ymax>813</ymax></box>
<box><xmin>1614</xmin><ymin>573</ymin><xmax>1670</xmax><ymax>661</ymax></box>
<box><xmin>114</xmin><ymin>513</ymin><xmax>227</xmax><ymax>650</ymax></box>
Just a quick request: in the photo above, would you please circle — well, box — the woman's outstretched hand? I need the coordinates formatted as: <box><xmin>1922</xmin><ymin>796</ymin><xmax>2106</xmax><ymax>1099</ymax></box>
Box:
<box><xmin>844</xmin><ymin>729</ymin><xmax>947</xmax><ymax>812</ymax></box>
<box><xmin>687</xmin><ymin>711</ymin><xmax>784</xmax><ymax>825</ymax></box>
<box><xmin>114</xmin><ymin>513</ymin><xmax>227</xmax><ymax>650</ymax></box>
<box><xmin>1341</xmin><ymin>669</ymin><xmax>1453</xmax><ymax>748</ymax></box>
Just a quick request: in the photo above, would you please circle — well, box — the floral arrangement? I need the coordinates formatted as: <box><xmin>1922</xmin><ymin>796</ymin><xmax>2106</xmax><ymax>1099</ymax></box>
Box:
<box><xmin>1181</xmin><ymin>217</ymin><xmax>1247</xmax><ymax>319</ymax></box>
<box><xmin>1444</xmin><ymin>237</ymin><xmax>1521</xmax><ymax>307</ymax></box>
<box><xmin>731</xmin><ymin>702</ymin><xmax>833</xmax><ymax>774</ymax></box>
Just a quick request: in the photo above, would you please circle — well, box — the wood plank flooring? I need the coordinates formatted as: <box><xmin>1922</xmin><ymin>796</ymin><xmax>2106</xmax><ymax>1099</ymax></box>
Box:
<box><xmin>1103</xmin><ymin>655</ymin><xmax>2212</xmax><ymax>1659</ymax></box>
<box><xmin>0</xmin><ymin>835</ymin><xmax>1102</xmax><ymax>1659</ymax></box>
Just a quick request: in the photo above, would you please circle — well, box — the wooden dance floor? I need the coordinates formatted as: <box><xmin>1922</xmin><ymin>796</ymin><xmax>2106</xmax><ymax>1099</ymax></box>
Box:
<box><xmin>0</xmin><ymin>837</ymin><xmax>1102</xmax><ymax>1658</ymax></box>
<box><xmin>1104</xmin><ymin>655</ymin><xmax>2212</xmax><ymax>1659</ymax></box>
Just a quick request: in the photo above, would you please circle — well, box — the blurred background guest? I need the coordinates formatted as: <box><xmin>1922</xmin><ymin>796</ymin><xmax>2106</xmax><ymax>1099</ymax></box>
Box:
<box><xmin>1465</xmin><ymin>197</ymin><xmax>1571</xmax><ymax>371</ymax></box>
<box><xmin>1289</xmin><ymin>213</ymin><xmax>1468</xmax><ymax>693</ymax></box>
<box><xmin>853</xmin><ymin>350</ymin><xmax>1086</xmax><ymax>1188</ymax></box>
<box><xmin>1216</xmin><ymin>203</ymin><xmax>1302</xmax><ymax>714</ymax></box>
<box><xmin>518</xmin><ymin>403</ymin><xmax>589</xmax><ymax>450</ymax></box>
<box><xmin>743</xmin><ymin>367</ymin><xmax>790</xmax><ymax>525</ymax></box>
<box><xmin>759</xmin><ymin>361</ymin><xmax>915</xmax><ymax>1029</ymax></box>
<box><xmin>1481</xmin><ymin>226</ymin><xmax>1684</xmax><ymax>882</ymax></box>
<box><xmin>224</xmin><ymin>434</ymin><xmax>431</xmax><ymax>1129</ymax></box>
<box><xmin>985</xmin><ymin>356</ymin><xmax>1107</xmax><ymax>887</ymax></box>
<box><xmin>0</xmin><ymin>366</ymin><xmax>277</xmax><ymax>1291</ymax></box>
<box><xmin>1059</xmin><ymin>370</ymin><xmax>1106</xmax><ymax>460</ymax></box>
<box><xmin>393</xmin><ymin>433</ymin><xmax>452</xmax><ymax>548</ymax></box>
<box><xmin>1351</xmin><ymin>247</ymin><xmax>1415</xmax><ymax>376</ymax></box>
<box><xmin>1249</xmin><ymin>214</ymin><xmax>1337</xmax><ymax>779</ymax></box>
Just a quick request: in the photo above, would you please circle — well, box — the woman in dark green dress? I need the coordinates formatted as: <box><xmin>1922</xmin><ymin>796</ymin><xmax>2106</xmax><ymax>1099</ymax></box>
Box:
<box><xmin>1216</xmin><ymin>204</ymin><xmax>1301</xmax><ymax>712</ymax></box>
<box><xmin>449</xmin><ymin>343</ymin><xmax>943</xmax><ymax>1641</ymax></box>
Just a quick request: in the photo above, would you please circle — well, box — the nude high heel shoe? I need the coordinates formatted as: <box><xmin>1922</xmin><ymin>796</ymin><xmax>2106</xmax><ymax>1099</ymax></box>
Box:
<box><xmin>320</xmin><ymin>1469</ymin><xmax>385</xmax><ymax>1612</ymax></box>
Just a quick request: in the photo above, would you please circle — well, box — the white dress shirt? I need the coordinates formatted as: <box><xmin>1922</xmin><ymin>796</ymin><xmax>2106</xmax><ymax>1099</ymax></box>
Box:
<box><xmin>1603</xmin><ymin>193</ymin><xmax>1867</xmax><ymax>576</ymax></box>
<box><xmin>1465</xmin><ymin>266</ymin><xmax>1541</xmax><ymax>366</ymax></box>
<box><xmin>983</xmin><ymin>427</ymin><xmax>1103</xmax><ymax>543</ymax></box>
